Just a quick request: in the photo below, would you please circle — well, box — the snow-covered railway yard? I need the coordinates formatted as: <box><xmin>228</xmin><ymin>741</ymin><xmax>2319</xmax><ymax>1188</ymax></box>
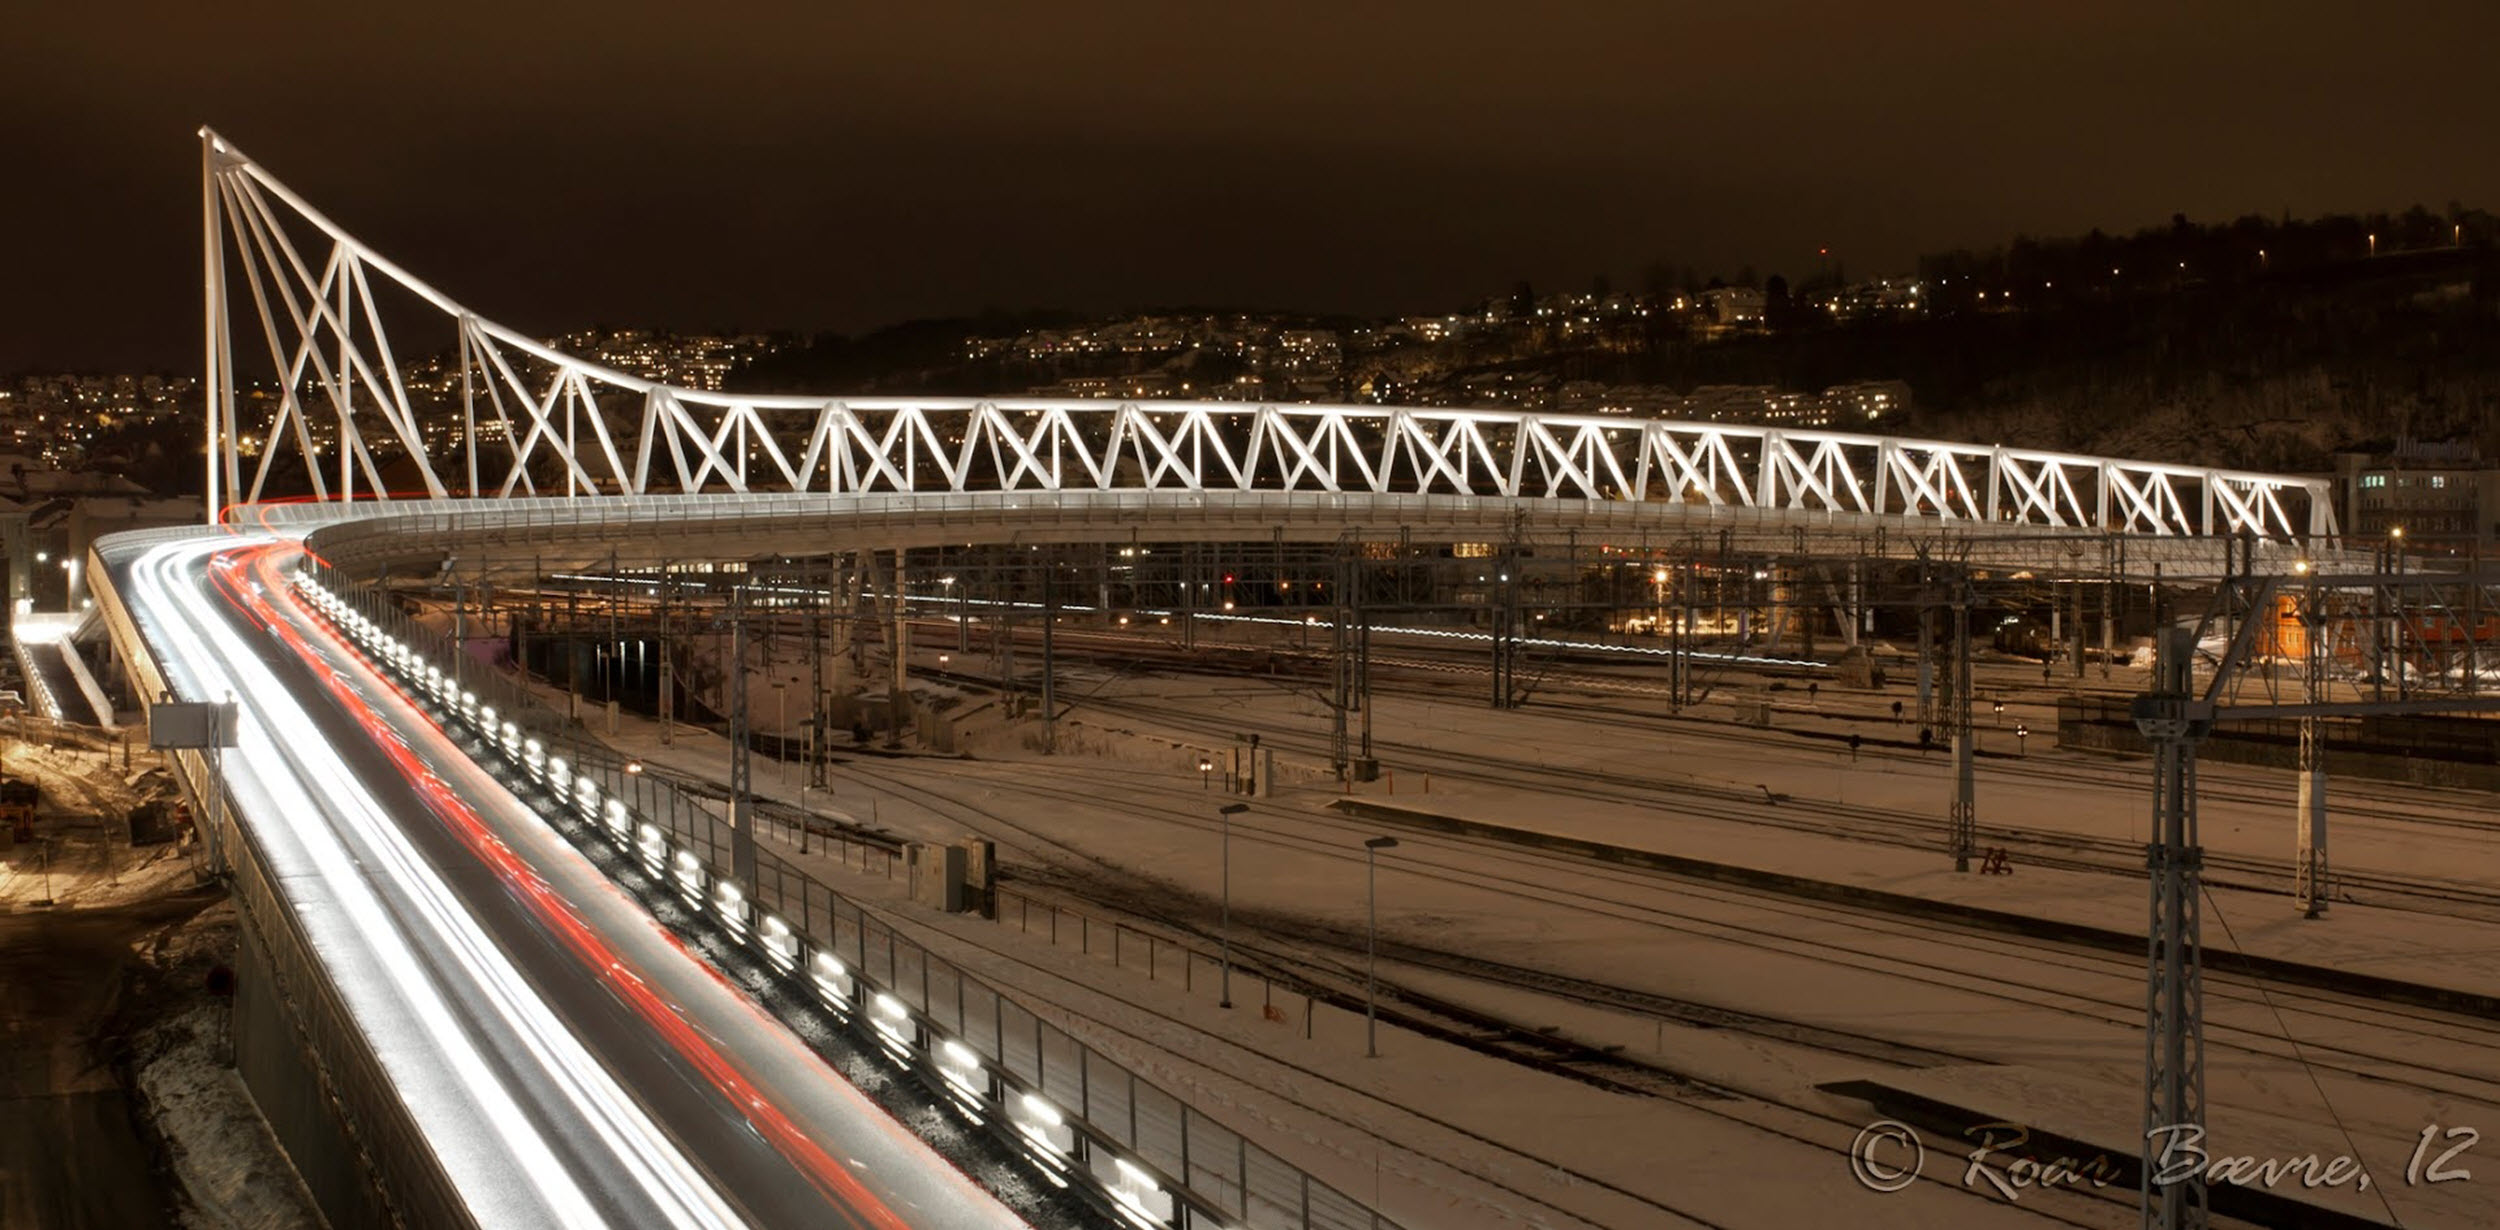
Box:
<box><xmin>594</xmin><ymin>641</ymin><xmax>2500</xmax><ymax>1230</ymax></box>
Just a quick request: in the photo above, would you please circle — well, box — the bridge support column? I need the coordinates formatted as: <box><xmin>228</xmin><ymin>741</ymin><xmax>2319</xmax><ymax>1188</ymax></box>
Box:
<box><xmin>888</xmin><ymin>548</ymin><xmax>909</xmax><ymax>750</ymax></box>
<box><xmin>1916</xmin><ymin>606</ymin><xmax>1934</xmax><ymax>726</ymax></box>
<box><xmin>812</xmin><ymin>551</ymin><xmax>831</xmax><ymax>787</ymax></box>
<box><xmin>655</xmin><ymin>562</ymin><xmax>672</xmax><ymax>744</ymax></box>
<box><xmin>1041</xmin><ymin>552</ymin><xmax>1057</xmax><ymax>754</ymax></box>
<box><xmin>2071</xmin><ymin>577</ymin><xmax>2087</xmax><ymax>679</ymax></box>
<box><xmin>1948</xmin><ymin>593</ymin><xmax>1975</xmax><ymax>872</ymax></box>
<box><xmin>2102</xmin><ymin>567</ymin><xmax>2117</xmax><ymax>677</ymax></box>
<box><xmin>1839</xmin><ymin>561</ymin><xmax>1860</xmax><ymax>650</ymax></box>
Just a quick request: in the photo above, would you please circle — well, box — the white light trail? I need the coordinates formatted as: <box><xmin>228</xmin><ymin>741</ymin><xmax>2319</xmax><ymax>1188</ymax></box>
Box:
<box><xmin>126</xmin><ymin>537</ymin><xmax>744</xmax><ymax>1230</ymax></box>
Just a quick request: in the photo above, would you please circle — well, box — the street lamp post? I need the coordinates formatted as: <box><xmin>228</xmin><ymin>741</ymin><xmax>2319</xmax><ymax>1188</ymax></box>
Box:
<box><xmin>1218</xmin><ymin>802</ymin><xmax>1249</xmax><ymax>1009</ymax></box>
<box><xmin>2016</xmin><ymin>722</ymin><xmax>2029</xmax><ymax>757</ymax></box>
<box><xmin>1364</xmin><ymin>835</ymin><xmax>1398</xmax><ymax>1057</ymax></box>
<box><xmin>943</xmin><ymin>575</ymin><xmax>967</xmax><ymax>653</ymax></box>
<box><xmin>1200</xmin><ymin>755</ymin><xmax>1213</xmax><ymax>790</ymax></box>
<box><xmin>1992</xmin><ymin>699</ymin><xmax>2006</xmax><ymax>726</ymax></box>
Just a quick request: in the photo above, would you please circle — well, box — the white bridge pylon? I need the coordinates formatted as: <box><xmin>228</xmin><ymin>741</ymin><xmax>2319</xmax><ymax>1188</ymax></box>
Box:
<box><xmin>199</xmin><ymin>129</ymin><xmax>2335</xmax><ymax>547</ymax></box>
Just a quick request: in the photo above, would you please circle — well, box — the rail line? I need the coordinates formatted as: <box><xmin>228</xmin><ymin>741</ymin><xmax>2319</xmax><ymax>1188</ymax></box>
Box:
<box><xmin>820</xmin><ymin>754</ymin><xmax>2500</xmax><ymax>1116</ymax></box>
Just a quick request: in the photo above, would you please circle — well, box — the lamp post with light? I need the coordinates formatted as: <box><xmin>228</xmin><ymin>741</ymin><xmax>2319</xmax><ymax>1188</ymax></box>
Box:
<box><xmin>2015</xmin><ymin>722</ymin><xmax>2029</xmax><ymax>758</ymax></box>
<box><xmin>1364</xmin><ymin>835</ymin><xmax>1398</xmax><ymax>1057</ymax></box>
<box><xmin>943</xmin><ymin>574</ymin><xmax>966</xmax><ymax>653</ymax></box>
<box><xmin>1218</xmin><ymin>802</ymin><xmax>1249</xmax><ymax>1009</ymax></box>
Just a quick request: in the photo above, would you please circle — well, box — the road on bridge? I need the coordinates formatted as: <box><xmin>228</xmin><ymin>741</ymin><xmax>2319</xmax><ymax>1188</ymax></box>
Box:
<box><xmin>113</xmin><ymin>533</ymin><xmax>1033</xmax><ymax>1230</ymax></box>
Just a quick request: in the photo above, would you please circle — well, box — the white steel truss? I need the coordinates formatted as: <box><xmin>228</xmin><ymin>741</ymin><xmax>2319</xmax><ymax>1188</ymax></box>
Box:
<box><xmin>199</xmin><ymin>129</ymin><xmax>2339</xmax><ymax>546</ymax></box>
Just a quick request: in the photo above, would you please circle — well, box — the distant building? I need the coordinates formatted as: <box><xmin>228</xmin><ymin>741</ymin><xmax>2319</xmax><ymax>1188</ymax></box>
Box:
<box><xmin>2335</xmin><ymin>438</ymin><xmax>2500</xmax><ymax>552</ymax></box>
<box><xmin>1682</xmin><ymin>386</ymin><xmax>1823</xmax><ymax>427</ymax></box>
<box><xmin>546</xmin><ymin>329</ymin><xmax>780</xmax><ymax>392</ymax></box>
<box><xmin>1700</xmin><ymin>287</ymin><xmax>1765</xmax><ymax>327</ymax></box>
<box><xmin>1823</xmin><ymin>380</ymin><xmax>1912</xmax><ymax>426</ymax></box>
<box><xmin>0</xmin><ymin>457</ymin><xmax>195</xmax><ymax>613</ymax></box>
<box><xmin>1817</xmin><ymin>278</ymin><xmax>1926</xmax><ymax>322</ymax></box>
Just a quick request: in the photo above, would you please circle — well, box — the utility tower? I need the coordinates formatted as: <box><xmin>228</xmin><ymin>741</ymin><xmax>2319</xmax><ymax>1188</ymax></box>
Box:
<box><xmin>2133</xmin><ymin>627</ymin><xmax>2210</xmax><ymax>1230</ymax></box>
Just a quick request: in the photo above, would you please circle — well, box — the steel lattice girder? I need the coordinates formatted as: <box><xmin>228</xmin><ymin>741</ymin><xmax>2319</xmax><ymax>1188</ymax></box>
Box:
<box><xmin>199</xmin><ymin>129</ymin><xmax>2336</xmax><ymax>547</ymax></box>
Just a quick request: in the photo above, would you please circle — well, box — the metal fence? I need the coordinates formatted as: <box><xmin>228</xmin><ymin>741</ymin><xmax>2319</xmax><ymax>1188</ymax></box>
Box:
<box><xmin>989</xmin><ymin>883</ymin><xmax>1321</xmax><ymax>1038</ymax></box>
<box><xmin>302</xmin><ymin>558</ymin><xmax>1398</xmax><ymax>1230</ymax></box>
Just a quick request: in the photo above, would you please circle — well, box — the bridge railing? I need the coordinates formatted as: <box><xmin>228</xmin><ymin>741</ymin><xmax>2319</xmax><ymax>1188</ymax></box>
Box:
<box><xmin>275</xmin><ymin>488</ymin><xmax>2338</xmax><ymax>589</ymax></box>
<box><xmin>301</xmin><ymin>558</ymin><xmax>1402</xmax><ymax>1230</ymax></box>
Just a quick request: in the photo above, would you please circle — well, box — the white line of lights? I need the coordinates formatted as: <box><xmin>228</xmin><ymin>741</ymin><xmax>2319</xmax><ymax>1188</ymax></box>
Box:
<box><xmin>1111</xmin><ymin>1156</ymin><xmax>1173</xmax><ymax>1228</ymax></box>
<box><xmin>297</xmin><ymin>571</ymin><xmax>1243</xmax><ymax>1227</ymax></box>
<box><xmin>757</xmin><ymin>914</ymin><xmax>797</xmax><ymax>973</ymax></box>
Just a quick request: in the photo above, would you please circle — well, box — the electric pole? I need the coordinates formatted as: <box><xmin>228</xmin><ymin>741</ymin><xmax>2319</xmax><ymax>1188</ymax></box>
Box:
<box><xmin>2135</xmin><ymin>627</ymin><xmax>2210</xmax><ymax>1230</ymax></box>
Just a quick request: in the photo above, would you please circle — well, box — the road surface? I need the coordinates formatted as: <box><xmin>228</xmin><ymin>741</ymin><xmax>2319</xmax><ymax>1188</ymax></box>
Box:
<box><xmin>112</xmin><ymin>531</ymin><xmax>1031</xmax><ymax>1230</ymax></box>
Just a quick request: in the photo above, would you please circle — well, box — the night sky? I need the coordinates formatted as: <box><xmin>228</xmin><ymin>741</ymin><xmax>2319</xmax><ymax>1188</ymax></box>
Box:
<box><xmin>8</xmin><ymin>1</ymin><xmax>2498</xmax><ymax>373</ymax></box>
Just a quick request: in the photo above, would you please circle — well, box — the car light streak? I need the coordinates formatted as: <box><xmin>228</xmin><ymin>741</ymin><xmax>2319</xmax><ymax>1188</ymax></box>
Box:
<box><xmin>128</xmin><ymin>537</ymin><xmax>744</xmax><ymax>1230</ymax></box>
<box><xmin>235</xmin><ymin>546</ymin><xmax>942</xmax><ymax>1230</ymax></box>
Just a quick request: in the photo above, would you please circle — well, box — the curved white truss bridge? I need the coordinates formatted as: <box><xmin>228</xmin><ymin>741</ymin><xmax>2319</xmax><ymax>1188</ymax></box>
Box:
<box><xmin>199</xmin><ymin>130</ymin><xmax>2334</xmax><ymax>548</ymax></box>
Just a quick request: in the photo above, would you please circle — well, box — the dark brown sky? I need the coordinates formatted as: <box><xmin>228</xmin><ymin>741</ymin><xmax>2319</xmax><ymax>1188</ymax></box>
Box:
<box><xmin>7</xmin><ymin>1</ymin><xmax>2497</xmax><ymax>372</ymax></box>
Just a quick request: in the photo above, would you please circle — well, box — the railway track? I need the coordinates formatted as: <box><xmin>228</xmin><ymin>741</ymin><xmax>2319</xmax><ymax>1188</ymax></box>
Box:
<box><xmin>1070</xmin><ymin>684</ymin><xmax>2500</xmax><ymax>922</ymax></box>
<box><xmin>845</xmin><ymin>839</ymin><xmax>2124</xmax><ymax>1230</ymax></box>
<box><xmin>823</xmin><ymin>752</ymin><xmax>2500</xmax><ymax>1116</ymax></box>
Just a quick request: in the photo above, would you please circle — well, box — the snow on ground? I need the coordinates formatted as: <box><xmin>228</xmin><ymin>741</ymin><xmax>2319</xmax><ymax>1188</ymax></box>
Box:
<box><xmin>541</xmin><ymin>635</ymin><xmax>2500</xmax><ymax>1229</ymax></box>
<box><xmin>130</xmin><ymin>900</ymin><xmax>324</xmax><ymax>1230</ymax></box>
<box><xmin>1057</xmin><ymin>663</ymin><xmax>2500</xmax><ymax>997</ymax></box>
<box><xmin>0</xmin><ymin>730</ymin><xmax>198</xmax><ymax>909</ymax></box>
<box><xmin>0</xmin><ymin>727</ymin><xmax>320</xmax><ymax>1230</ymax></box>
<box><xmin>583</xmin><ymin>694</ymin><xmax>2139</xmax><ymax>1226</ymax></box>
<box><xmin>873</xmin><ymin>886</ymin><xmax>2102</xmax><ymax>1230</ymax></box>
